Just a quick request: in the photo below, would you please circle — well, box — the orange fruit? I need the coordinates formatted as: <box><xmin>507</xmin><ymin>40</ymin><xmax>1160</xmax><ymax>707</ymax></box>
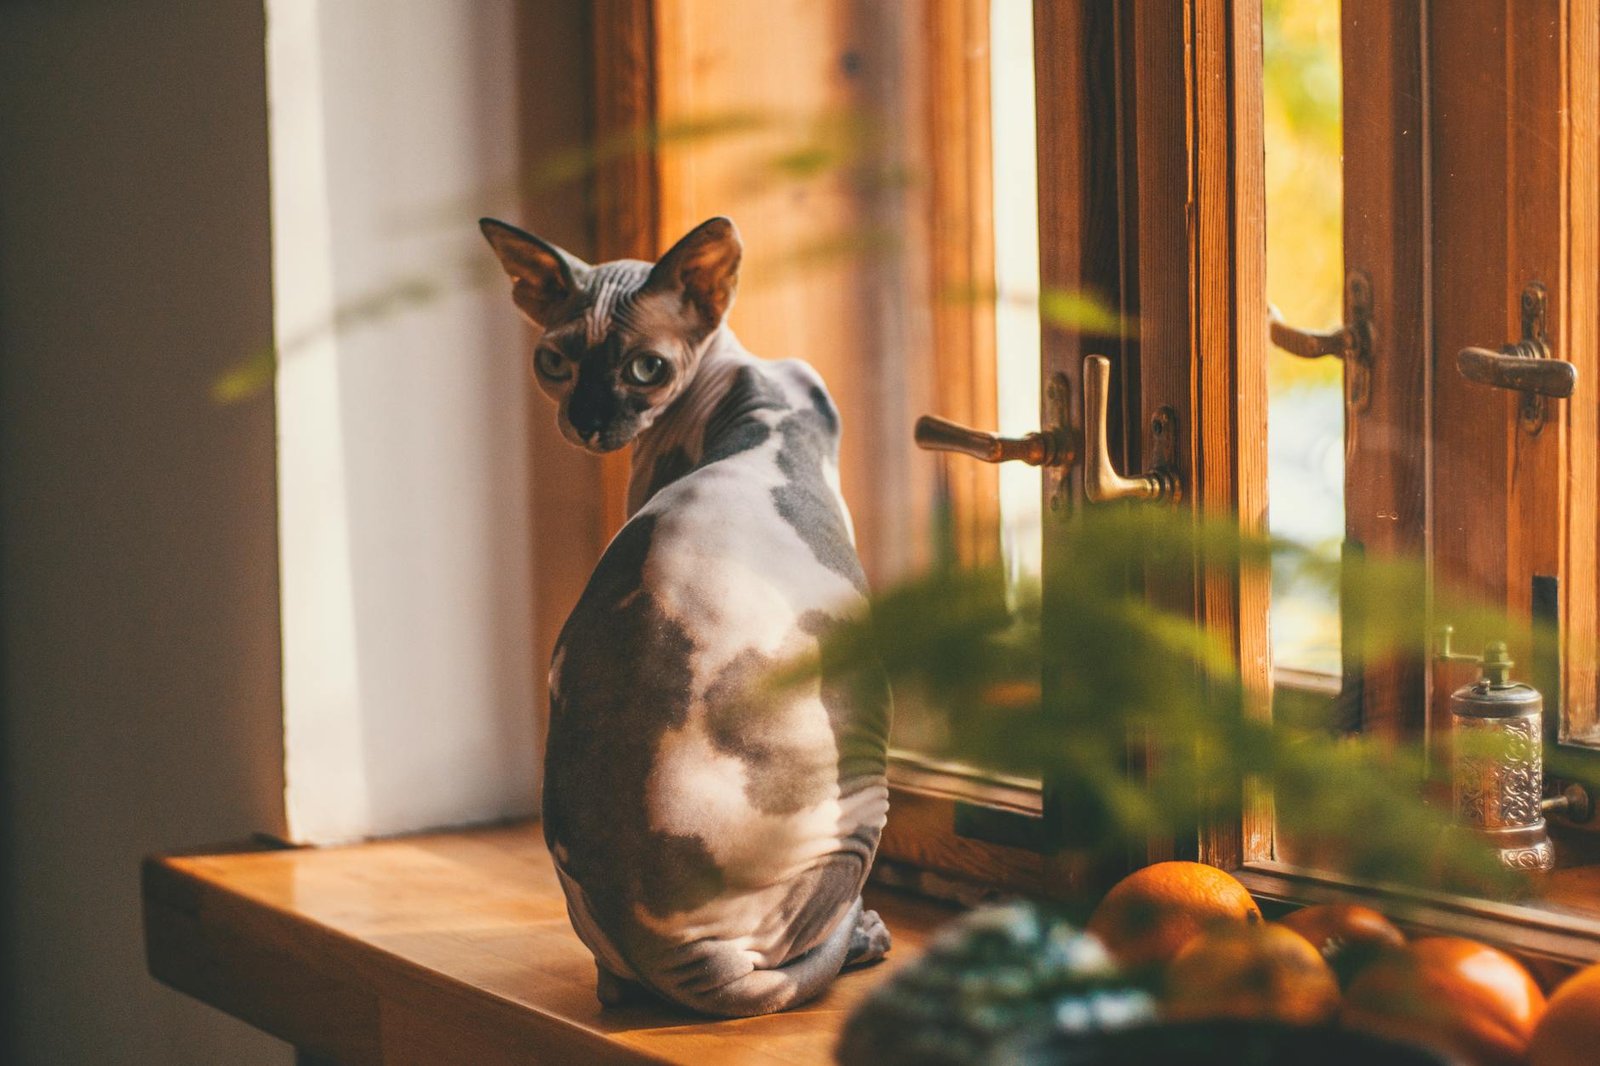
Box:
<box><xmin>1528</xmin><ymin>960</ymin><xmax>1600</xmax><ymax>1066</ymax></box>
<box><xmin>1342</xmin><ymin>936</ymin><xmax>1546</xmax><ymax>1066</ymax></box>
<box><xmin>1164</xmin><ymin>922</ymin><xmax>1340</xmax><ymax>1026</ymax></box>
<box><xmin>1279</xmin><ymin>902</ymin><xmax>1406</xmax><ymax>985</ymax></box>
<box><xmin>1086</xmin><ymin>861</ymin><xmax>1262</xmax><ymax>969</ymax></box>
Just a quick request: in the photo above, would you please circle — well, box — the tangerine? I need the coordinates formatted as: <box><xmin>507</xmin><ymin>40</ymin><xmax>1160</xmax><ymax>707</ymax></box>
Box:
<box><xmin>1527</xmin><ymin>960</ymin><xmax>1600</xmax><ymax>1066</ymax></box>
<box><xmin>1164</xmin><ymin>922</ymin><xmax>1340</xmax><ymax>1026</ymax></box>
<box><xmin>1279</xmin><ymin>902</ymin><xmax>1405</xmax><ymax>985</ymax></box>
<box><xmin>1086</xmin><ymin>861</ymin><xmax>1261</xmax><ymax>969</ymax></box>
<box><xmin>1342</xmin><ymin>936</ymin><xmax>1546</xmax><ymax>1066</ymax></box>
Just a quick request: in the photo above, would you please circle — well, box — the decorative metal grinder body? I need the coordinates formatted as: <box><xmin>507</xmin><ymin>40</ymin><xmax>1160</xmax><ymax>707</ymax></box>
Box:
<box><xmin>1449</xmin><ymin>642</ymin><xmax>1555</xmax><ymax>873</ymax></box>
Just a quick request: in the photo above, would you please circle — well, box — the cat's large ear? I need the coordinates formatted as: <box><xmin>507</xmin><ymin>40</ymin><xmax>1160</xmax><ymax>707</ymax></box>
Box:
<box><xmin>479</xmin><ymin>218</ymin><xmax>591</xmax><ymax>326</ymax></box>
<box><xmin>644</xmin><ymin>216</ymin><xmax>742</xmax><ymax>332</ymax></box>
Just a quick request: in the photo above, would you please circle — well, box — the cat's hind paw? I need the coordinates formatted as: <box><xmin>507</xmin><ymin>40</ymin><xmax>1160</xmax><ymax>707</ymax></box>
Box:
<box><xmin>844</xmin><ymin>907</ymin><xmax>891</xmax><ymax>968</ymax></box>
<box><xmin>596</xmin><ymin>964</ymin><xmax>651</xmax><ymax>1008</ymax></box>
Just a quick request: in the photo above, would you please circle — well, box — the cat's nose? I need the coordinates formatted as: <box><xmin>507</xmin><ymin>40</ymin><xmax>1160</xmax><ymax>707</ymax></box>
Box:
<box><xmin>569</xmin><ymin>408</ymin><xmax>603</xmax><ymax>440</ymax></box>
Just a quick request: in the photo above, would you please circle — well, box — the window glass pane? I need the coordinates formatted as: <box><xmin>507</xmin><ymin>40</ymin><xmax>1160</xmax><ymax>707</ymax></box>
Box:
<box><xmin>1265</xmin><ymin>0</ymin><xmax>1343</xmax><ymax>678</ymax></box>
<box><xmin>885</xmin><ymin>0</ymin><xmax>1040</xmax><ymax>772</ymax></box>
<box><xmin>992</xmin><ymin>0</ymin><xmax>1042</xmax><ymax>600</ymax></box>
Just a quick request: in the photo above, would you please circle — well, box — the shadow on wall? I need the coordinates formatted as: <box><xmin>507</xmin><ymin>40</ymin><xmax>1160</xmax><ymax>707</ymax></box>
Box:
<box><xmin>0</xmin><ymin>2</ymin><xmax>287</xmax><ymax>1063</ymax></box>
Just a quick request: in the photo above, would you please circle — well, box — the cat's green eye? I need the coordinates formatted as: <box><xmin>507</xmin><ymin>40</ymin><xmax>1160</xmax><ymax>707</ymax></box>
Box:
<box><xmin>534</xmin><ymin>347</ymin><xmax>571</xmax><ymax>381</ymax></box>
<box><xmin>623</xmin><ymin>352</ymin><xmax>670</xmax><ymax>388</ymax></box>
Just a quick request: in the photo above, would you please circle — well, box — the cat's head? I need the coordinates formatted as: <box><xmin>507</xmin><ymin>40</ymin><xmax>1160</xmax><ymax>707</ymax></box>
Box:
<box><xmin>480</xmin><ymin>215</ymin><xmax>742</xmax><ymax>452</ymax></box>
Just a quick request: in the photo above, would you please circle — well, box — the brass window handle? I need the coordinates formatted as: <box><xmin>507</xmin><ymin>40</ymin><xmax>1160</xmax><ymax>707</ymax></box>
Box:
<box><xmin>1454</xmin><ymin>282</ymin><xmax>1575</xmax><ymax>433</ymax></box>
<box><xmin>913</xmin><ymin>365</ymin><xmax>1080</xmax><ymax>471</ymax></box>
<box><xmin>1456</xmin><ymin>346</ymin><xmax>1575</xmax><ymax>398</ymax></box>
<box><xmin>1082</xmin><ymin>355</ymin><xmax>1182</xmax><ymax>504</ymax></box>
<box><xmin>1265</xmin><ymin>272</ymin><xmax>1375</xmax><ymax>409</ymax></box>
<box><xmin>912</xmin><ymin>415</ymin><xmax>1071</xmax><ymax>467</ymax></box>
<box><xmin>1268</xmin><ymin>307</ymin><xmax>1362</xmax><ymax>361</ymax></box>
<box><xmin>912</xmin><ymin>356</ymin><xmax>1180</xmax><ymax>507</ymax></box>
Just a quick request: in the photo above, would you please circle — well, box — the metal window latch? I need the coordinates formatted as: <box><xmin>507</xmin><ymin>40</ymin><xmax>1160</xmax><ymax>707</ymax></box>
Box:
<box><xmin>1081</xmin><ymin>355</ymin><xmax>1182</xmax><ymax>504</ymax></box>
<box><xmin>912</xmin><ymin>415</ymin><xmax>1072</xmax><ymax>468</ymax></box>
<box><xmin>913</xmin><ymin>366</ymin><xmax>1078</xmax><ymax>470</ymax></box>
<box><xmin>913</xmin><ymin>369</ymin><xmax>1080</xmax><ymax>513</ymax></box>
<box><xmin>912</xmin><ymin>355</ymin><xmax>1182</xmax><ymax>509</ymax></box>
<box><xmin>1267</xmin><ymin>271</ymin><xmax>1375</xmax><ymax>409</ymax></box>
<box><xmin>1455</xmin><ymin>282</ymin><xmax>1576</xmax><ymax>434</ymax></box>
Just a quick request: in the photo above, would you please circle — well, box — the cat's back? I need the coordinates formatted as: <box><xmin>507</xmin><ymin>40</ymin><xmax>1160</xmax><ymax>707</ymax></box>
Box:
<box><xmin>619</xmin><ymin>357</ymin><xmax>863</xmax><ymax>636</ymax></box>
<box><xmin>544</xmin><ymin>355</ymin><xmax>885</xmax><ymax>896</ymax></box>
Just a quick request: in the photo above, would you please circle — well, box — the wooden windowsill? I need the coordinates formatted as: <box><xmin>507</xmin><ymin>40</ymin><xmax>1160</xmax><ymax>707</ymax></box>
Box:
<box><xmin>142</xmin><ymin>821</ymin><xmax>958</xmax><ymax>1066</ymax></box>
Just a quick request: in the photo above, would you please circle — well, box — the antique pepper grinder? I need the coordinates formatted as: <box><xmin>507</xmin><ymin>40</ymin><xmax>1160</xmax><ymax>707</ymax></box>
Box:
<box><xmin>1438</xmin><ymin>629</ymin><xmax>1590</xmax><ymax>872</ymax></box>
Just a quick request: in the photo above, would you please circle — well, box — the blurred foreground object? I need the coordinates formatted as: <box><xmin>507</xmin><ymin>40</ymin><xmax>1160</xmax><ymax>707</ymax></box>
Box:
<box><xmin>1163</xmin><ymin>923</ymin><xmax>1340</xmax><ymax>1027</ymax></box>
<box><xmin>834</xmin><ymin>901</ymin><xmax>1154</xmax><ymax>1066</ymax></box>
<box><xmin>1342</xmin><ymin>937</ymin><xmax>1544</xmax><ymax>1066</ymax></box>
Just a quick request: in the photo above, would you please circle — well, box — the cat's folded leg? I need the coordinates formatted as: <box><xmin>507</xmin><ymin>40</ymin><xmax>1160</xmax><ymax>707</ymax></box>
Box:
<box><xmin>651</xmin><ymin>897</ymin><xmax>866</xmax><ymax>1018</ymax></box>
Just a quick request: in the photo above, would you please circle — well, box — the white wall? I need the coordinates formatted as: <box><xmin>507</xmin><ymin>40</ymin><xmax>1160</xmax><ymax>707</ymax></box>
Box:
<box><xmin>268</xmin><ymin>0</ymin><xmax>538</xmax><ymax>843</ymax></box>
<box><xmin>0</xmin><ymin>1</ymin><xmax>546</xmax><ymax>1060</ymax></box>
<box><xmin>0</xmin><ymin>2</ymin><xmax>291</xmax><ymax>1063</ymax></box>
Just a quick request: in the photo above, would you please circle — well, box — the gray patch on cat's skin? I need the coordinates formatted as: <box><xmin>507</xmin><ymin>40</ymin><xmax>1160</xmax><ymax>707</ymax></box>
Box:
<box><xmin>698</xmin><ymin>605</ymin><xmax>888</xmax><ymax>820</ymax></box>
<box><xmin>803</xmin><ymin>607</ymin><xmax>891</xmax><ymax>788</ymax></box>
<box><xmin>644</xmin><ymin>446</ymin><xmax>694</xmax><ymax>504</ymax></box>
<box><xmin>771</xmin><ymin>412</ymin><xmax>869</xmax><ymax>593</ymax></box>
<box><xmin>702</xmin><ymin>648</ymin><xmax>832</xmax><ymax>816</ymax></box>
<box><xmin>700</xmin><ymin>420</ymin><xmax>769</xmax><ymax>466</ymax></box>
<box><xmin>774</xmin><ymin>856</ymin><xmax>865</xmax><ymax>956</ymax></box>
<box><xmin>807</xmin><ymin>385</ymin><xmax>839</xmax><ymax>436</ymax></box>
<box><xmin>796</xmin><ymin>610</ymin><xmax>832</xmax><ymax>637</ymax></box>
<box><xmin>642</xmin><ymin>832</ymin><xmax>727</xmax><ymax>918</ymax></box>
<box><xmin>698</xmin><ymin>366</ymin><xmax>786</xmax><ymax>465</ymax></box>
<box><xmin>545</xmin><ymin>514</ymin><xmax>726</xmax><ymax>927</ymax></box>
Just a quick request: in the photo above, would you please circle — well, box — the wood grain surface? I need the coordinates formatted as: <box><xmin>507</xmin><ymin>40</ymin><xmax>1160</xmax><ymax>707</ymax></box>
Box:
<box><xmin>1340</xmin><ymin>0</ymin><xmax>1429</xmax><ymax>739</ymax></box>
<box><xmin>144</xmin><ymin>822</ymin><xmax>956</xmax><ymax>1066</ymax></box>
<box><xmin>1427</xmin><ymin>0</ymin><xmax>1600</xmax><ymax>748</ymax></box>
<box><xmin>1119</xmin><ymin>0</ymin><xmax>1270</xmax><ymax>869</ymax></box>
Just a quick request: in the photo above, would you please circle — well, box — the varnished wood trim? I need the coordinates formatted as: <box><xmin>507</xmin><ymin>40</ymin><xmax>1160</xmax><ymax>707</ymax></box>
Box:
<box><xmin>1032</xmin><ymin>0</ymin><xmax>1130</xmax><ymax>486</ymax></box>
<box><xmin>1341</xmin><ymin>0</ymin><xmax>1430</xmax><ymax>738</ymax></box>
<box><xmin>593</xmin><ymin>0</ymin><xmax>660</xmax><ymax>264</ymax></box>
<box><xmin>1421</xmin><ymin>1</ymin><xmax>1600</xmax><ymax>815</ymax></box>
<box><xmin>1273</xmin><ymin>667</ymin><xmax>1342</xmax><ymax>699</ymax></box>
<box><xmin>887</xmin><ymin>752</ymin><xmax>1044</xmax><ymax>815</ymax></box>
<box><xmin>1238</xmin><ymin>860</ymin><xmax>1600</xmax><ymax>985</ymax></box>
<box><xmin>878</xmin><ymin>780</ymin><xmax>1048</xmax><ymax>897</ymax></box>
<box><xmin>516</xmin><ymin>2</ymin><xmax>615</xmax><ymax>760</ymax></box>
<box><xmin>877</xmin><ymin>776</ymin><xmax>1105</xmax><ymax>902</ymax></box>
<box><xmin>592</xmin><ymin>0</ymin><xmax>658</xmax><ymax>537</ymax></box>
<box><xmin>1560</xmin><ymin>0</ymin><xmax>1599</xmax><ymax>742</ymax></box>
<box><xmin>924</xmin><ymin>0</ymin><xmax>1001</xmax><ymax>566</ymax></box>
<box><xmin>1029</xmin><ymin>0</ymin><xmax>1139</xmax><ymax>878</ymax></box>
<box><xmin>1193</xmin><ymin>0</ymin><xmax>1271</xmax><ymax>869</ymax></box>
<box><xmin>1116</xmin><ymin>0</ymin><xmax>1269</xmax><ymax>869</ymax></box>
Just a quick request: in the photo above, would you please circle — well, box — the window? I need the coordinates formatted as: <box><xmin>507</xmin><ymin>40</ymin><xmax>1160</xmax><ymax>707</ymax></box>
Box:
<box><xmin>568</xmin><ymin>0</ymin><xmax>1600</xmax><ymax>961</ymax></box>
<box><xmin>1249</xmin><ymin>0</ymin><xmax>1600</xmax><ymax>943</ymax></box>
<box><xmin>1264</xmin><ymin>0</ymin><xmax>1343</xmax><ymax>682</ymax></box>
<box><xmin>562</xmin><ymin>0</ymin><xmax>1272</xmax><ymax>893</ymax></box>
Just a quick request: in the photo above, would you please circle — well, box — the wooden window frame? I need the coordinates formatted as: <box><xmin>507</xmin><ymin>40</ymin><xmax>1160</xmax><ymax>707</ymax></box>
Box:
<box><xmin>562</xmin><ymin>0</ymin><xmax>1270</xmax><ymax>903</ymax></box>
<box><xmin>564</xmin><ymin>0</ymin><xmax>1600</xmax><ymax>975</ymax></box>
<box><xmin>1235</xmin><ymin>0</ymin><xmax>1600</xmax><ymax>975</ymax></box>
<box><xmin>559</xmin><ymin>0</ymin><xmax>1055</xmax><ymax>898</ymax></box>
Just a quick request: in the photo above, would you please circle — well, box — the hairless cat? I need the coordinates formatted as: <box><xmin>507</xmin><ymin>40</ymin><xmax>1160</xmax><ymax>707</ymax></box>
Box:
<box><xmin>481</xmin><ymin>215</ymin><xmax>892</xmax><ymax>1017</ymax></box>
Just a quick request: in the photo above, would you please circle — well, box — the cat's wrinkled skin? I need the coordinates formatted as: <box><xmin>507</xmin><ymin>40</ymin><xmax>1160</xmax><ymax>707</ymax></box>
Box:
<box><xmin>481</xmin><ymin>215</ymin><xmax>892</xmax><ymax>1018</ymax></box>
